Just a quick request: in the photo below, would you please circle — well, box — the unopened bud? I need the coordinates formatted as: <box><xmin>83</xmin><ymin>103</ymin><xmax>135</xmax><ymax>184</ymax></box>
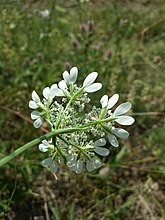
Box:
<box><xmin>104</xmin><ymin>49</ymin><xmax>113</xmax><ymax>61</ymax></box>
<box><xmin>63</xmin><ymin>62</ymin><xmax>71</xmax><ymax>70</ymax></box>
<box><xmin>87</xmin><ymin>20</ymin><xmax>94</xmax><ymax>32</ymax></box>
<box><xmin>79</xmin><ymin>23</ymin><xmax>88</xmax><ymax>32</ymax></box>
<box><xmin>71</xmin><ymin>37</ymin><xmax>79</xmax><ymax>49</ymax></box>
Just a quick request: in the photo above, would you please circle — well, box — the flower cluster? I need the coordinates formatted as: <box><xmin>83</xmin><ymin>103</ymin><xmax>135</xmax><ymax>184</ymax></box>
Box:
<box><xmin>29</xmin><ymin>67</ymin><xmax>135</xmax><ymax>174</ymax></box>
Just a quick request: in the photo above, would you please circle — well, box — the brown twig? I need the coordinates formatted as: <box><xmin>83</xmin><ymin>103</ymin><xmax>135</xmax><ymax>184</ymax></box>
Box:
<box><xmin>0</xmin><ymin>105</ymin><xmax>49</xmax><ymax>133</ymax></box>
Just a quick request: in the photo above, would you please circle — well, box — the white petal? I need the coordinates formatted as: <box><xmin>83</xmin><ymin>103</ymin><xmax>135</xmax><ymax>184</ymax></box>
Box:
<box><xmin>32</xmin><ymin>91</ymin><xmax>40</xmax><ymax>103</ymax></box>
<box><xmin>93</xmin><ymin>158</ymin><xmax>102</xmax><ymax>169</ymax></box>
<box><xmin>116</xmin><ymin>116</ymin><xmax>135</xmax><ymax>125</ymax></box>
<box><xmin>63</xmin><ymin>71</ymin><xmax>70</xmax><ymax>83</ymax></box>
<box><xmin>70</xmin><ymin>67</ymin><xmax>78</xmax><ymax>83</ymax></box>
<box><xmin>54</xmin><ymin>88</ymin><xmax>65</xmax><ymax>96</ymax></box>
<box><xmin>84</xmin><ymin>83</ymin><xmax>102</xmax><ymax>93</ymax></box>
<box><xmin>39</xmin><ymin>144</ymin><xmax>48</xmax><ymax>152</ymax></box>
<box><xmin>83</xmin><ymin>72</ymin><xmax>98</xmax><ymax>87</ymax></box>
<box><xmin>33</xmin><ymin>117</ymin><xmax>43</xmax><ymax>128</ymax></box>
<box><xmin>94</xmin><ymin>147</ymin><xmax>110</xmax><ymax>156</ymax></box>
<box><xmin>49</xmin><ymin>87</ymin><xmax>56</xmax><ymax>100</ymax></box>
<box><xmin>50</xmin><ymin>84</ymin><xmax>58</xmax><ymax>96</ymax></box>
<box><xmin>114</xmin><ymin>102</ymin><xmax>132</xmax><ymax>116</ymax></box>
<box><xmin>100</xmin><ymin>95</ymin><xmax>108</xmax><ymax>108</ymax></box>
<box><xmin>112</xmin><ymin>128</ymin><xmax>129</xmax><ymax>139</ymax></box>
<box><xmin>29</xmin><ymin>100</ymin><xmax>38</xmax><ymax>109</ymax></box>
<box><xmin>75</xmin><ymin>160</ymin><xmax>83</xmax><ymax>174</ymax></box>
<box><xmin>67</xmin><ymin>156</ymin><xmax>77</xmax><ymax>167</ymax></box>
<box><xmin>50</xmin><ymin>163</ymin><xmax>58</xmax><ymax>173</ymax></box>
<box><xmin>58</xmin><ymin>80</ymin><xmax>68</xmax><ymax>90</ymax></box>
<box><xmin>51</xmin><ymin>84</ymin><xmax>58</xmax><ymax>90</ymax></box>
<box><xmin>42</xmin><ymin>140</ymin><xmax>49</xmax><ymax>146</ymax></box>
<box><xmin>41</xmin><ymin>157</ymin><xmax>52</xmax><ymax>167</ymax></box>
<box><xmin>108</xmin><ymin>133</ymin><xmax>119</xmax><ymax>147</ymax></box>
<box><xmin>43</xmin><ymin>87</ymin><xmax>50</xmax><ymax>99</ymax></box>
<box><xmin>31</xmin><ymin>111</ymin><xmax>40</xmax><ymax>119</ymax></box>
<box><xmin>50</xmin><ymin>84</ymin><xmax>58</xmax><ymax>99</ymax></box>
<box><xmin>86</xmin><ymin>158</ymin><xmax>101</xmax><ymax>171</ymax></box>
<box><xmin>49</xmin><ymin>93</ymin><xmax>56</xmax><ymax>100</ymax></box>
<box><xmin>107</xmin><ymin>94</ymin><xmax>119</xmax><ymax>109</ymax></box>
<box><xmin>86</xmin><ymin>159</ymin><xmax>95</xmax><ymax>172</ymax></box>
<box><xmin>94</xmin><ymin>138</ymin><xmax>106</xmax><ymax>147</ymax></box>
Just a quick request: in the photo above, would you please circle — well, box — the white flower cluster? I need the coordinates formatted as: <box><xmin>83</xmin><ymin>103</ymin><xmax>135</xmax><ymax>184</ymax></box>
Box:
<box><xmin>29</xmin><ymin>67</ymin><xmax>135</xmax><ymax>174</ymax></box>
<box><xmin>100</xmin><ymin>94</ymin><xmax>134</xmax><ymax>147</ymax></box>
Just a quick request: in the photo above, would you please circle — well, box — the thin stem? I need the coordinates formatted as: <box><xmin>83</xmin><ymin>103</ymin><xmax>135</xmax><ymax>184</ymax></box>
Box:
<box><xmin>0</xmin><ymin>120</ymin><xmax>98</xmax><ymax>167</ymax></box>
<box><xmin>131</xmin><ymin>112</ymin><xmax>165</xmax><ymax>116</ymax></box>
<box><xmin>0</xmin><ymin>131</ymin><xmax>55</xmax><ymax>167</ymax></box>
<box><xmin>56</xmin><ymin>87</ymin><xmax>84</xmax><ymax>129</ymax></box>
<box><xmin>58</xmin><ymin>135</ymin><xmax>81</xmax><ymax>150</ymax></box>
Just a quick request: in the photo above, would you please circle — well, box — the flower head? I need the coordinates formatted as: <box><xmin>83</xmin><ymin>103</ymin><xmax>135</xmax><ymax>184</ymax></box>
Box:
<box><xmin>28</xmin><ymin>66</ymin><xmax>135</xmax><ymax>174</ymax></box>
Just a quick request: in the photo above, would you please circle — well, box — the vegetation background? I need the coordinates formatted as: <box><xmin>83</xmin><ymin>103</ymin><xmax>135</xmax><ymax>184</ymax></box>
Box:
<box><xmin>0</xmin><ymin>0</ymin><xmax>165</xmax><ymax>219</ymax></box>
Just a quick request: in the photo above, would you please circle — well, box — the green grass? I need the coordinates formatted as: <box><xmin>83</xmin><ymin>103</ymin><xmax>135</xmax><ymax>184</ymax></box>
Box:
<box><xmin>0</xmin><ymin>0</ymin><xmax>165</xmax><ymax>219</ymax></box>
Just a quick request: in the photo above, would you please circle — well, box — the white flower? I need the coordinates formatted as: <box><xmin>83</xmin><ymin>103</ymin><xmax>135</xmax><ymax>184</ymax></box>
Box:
<box><xmin>107</xmin><ymin>101</ymin><xmax>134</xmax><ymax>147</ymax></box>
<box><xmin>100</xmin><ymin>94</ymin><xmax>119</xmax><ymax>109</ymax></box>
<box><xmin>63</xmin><ymin>67</ymin><xmax>78</xmax><ymax>84</ymax></box>
<box><xmin>40</xmin><ymin>9</ymin><xmax>50</xmax><ymax>18</ymax></box>
<box><xmin>41</xmin><ymin>157</ymin><xmax>57</xmax><ymax>173</ymax></box>
<box><xmin>93</xmin><ymin>138</ymin><xmax>110</xmax><ymax>156</ymax></box>
<box><xmin>67</xmin><ymin>156</ymin><xmax>83</xmax><ymax>174</ymax></box>
<box><xmin>108</xmin><ymin>127</ymin><xmax>129</xmax><ymax>147</ymax></box>
<box><xmin>86</xmin><ymin>158</ymin><xmax>101</xmax><ymax>172</ymax></box>
<box><xmin>29</xmin><ymin>90</ymin><xmax>43</xmax><ymax>109</ymax></box>
<box><xmin>39</xmin><ymin>139</ymin><xmax>53</xmax><ymax>152</ymax></box>
<box><xmin>100</xmin><ymin>94</ymin><xmax>135</xmax><ymax>147</ymax></box>
<box><xmin>100</xmin><ymin>94</ymin><xmax>134</xmax><ymax>126</ymax></box>
<box><xmin>31</xmin><ymin>111</ymin><xmax>43</xmax><ymax>128</ymax></box>
<box><xmin>83</xmin><ymin>72</ymin><xmax>102</xmax><ymax>93</ymax></box>
<box><xmin>43</xmin><ymin>84</ymin><xmax>64</xmax><ymax>100</ymax></box>
<box><xmin>113</xmin><ymin>102</ymin><xmax>134</xmax><ymax>126</ymax></box>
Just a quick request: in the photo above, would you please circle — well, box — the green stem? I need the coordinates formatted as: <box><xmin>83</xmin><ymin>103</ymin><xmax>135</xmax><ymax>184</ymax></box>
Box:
<box><xmin>0</xmin><ymin>119</ymin><xmax>96</xmax><ymax>167</ymax></box>
<box><xmin>0</xmin><ymin>116</ymin><xmax>116</xmax><ymax>167</ymax></box>
<box><xmin>0</xmin><ymin>131</ymin><xmax>54</xmax><ymax>167</ymax></box>
<box><xmin>58</xmin><ymin>135</ymin><xmax>81</xmax><ymax>150</ymax></box>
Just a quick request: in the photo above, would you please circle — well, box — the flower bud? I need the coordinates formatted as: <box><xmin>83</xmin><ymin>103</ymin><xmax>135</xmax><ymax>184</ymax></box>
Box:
<box><xmin>71</xmin><ymin>37</ymin><xmax>79</xmax><ymax>49</ymax></box>
<box><xmin>104</xmin><ymin>49</ymin><xmax>113</xmax><ymax>61</ymax></box>
<box><xmin>87</xmin><ymin>20</ymin><xmax>94</xmax><ymax>32</ymax></box>
<box><xmin>79</xmin><ymin>23</ymin><xmax>88</xmax><ymax>32</ymax></box>
<box><xmin>63</xmin><ymin>62</ymin><xmax>71</xmax><ymax>70</ymax></box>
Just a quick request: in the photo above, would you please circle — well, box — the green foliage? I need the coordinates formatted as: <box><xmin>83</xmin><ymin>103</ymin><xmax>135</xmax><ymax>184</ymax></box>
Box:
<box><xmin>0</xmin><ymin>0</ymin><xmax>164</xmax><ymax>219</ymax></box>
